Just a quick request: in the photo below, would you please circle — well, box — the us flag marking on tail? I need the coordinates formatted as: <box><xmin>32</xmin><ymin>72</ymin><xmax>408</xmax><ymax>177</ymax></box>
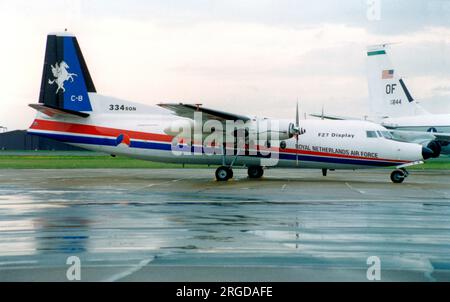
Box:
<box><xmin>382</xmin><ymin>69</ymin><xmax>394</xmax><ymax>79</ymax></box>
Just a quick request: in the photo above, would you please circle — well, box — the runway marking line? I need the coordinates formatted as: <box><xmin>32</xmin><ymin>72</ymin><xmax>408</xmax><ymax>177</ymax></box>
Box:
<box><xmin>103</xmin><ymin>257</ymin><xmax>154</xmax><ymax>282</ymax></box>
<box><xmin>140</xmin><ymin>178</ymin><xmax>187</xmax><ymax>189</ymax></box>
<box><xmin>345</xmin><ymin>182</ymin><xmax>366</xmax><ymax>195</ymax></box>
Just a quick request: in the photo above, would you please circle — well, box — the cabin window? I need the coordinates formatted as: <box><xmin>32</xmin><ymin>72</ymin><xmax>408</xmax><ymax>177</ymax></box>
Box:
<box><xmin>366</xmin><ymin>131</ymin><xmax>378</xmax><ymax>138</ymax></box>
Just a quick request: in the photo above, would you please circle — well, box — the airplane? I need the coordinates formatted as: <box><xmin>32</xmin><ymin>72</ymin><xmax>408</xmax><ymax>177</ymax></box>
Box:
<box><xmin>366</xmin><ymin>44</ymin><xmax>450</xmax><ymax>156</ymax></box>
<box><xmin>312</xmin><ymin>44</ymin><xmax>450</xmax><ymax>157</ymax></box>
<box><xmin>27</xmin><ymin>33</ymin><xmax>434</xmax><ymax>184</ymax></box>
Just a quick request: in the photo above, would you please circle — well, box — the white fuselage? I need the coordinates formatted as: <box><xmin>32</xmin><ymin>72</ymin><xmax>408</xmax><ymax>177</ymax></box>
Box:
<box><xmin>380</xmin><ymin>114</ymin><xmax>450</xmax><ymax>153</ymax></box>
<box><xmin>28</xmin><ymin>94</ymin><xmax>424</xmax><ymax>170</ymax></box>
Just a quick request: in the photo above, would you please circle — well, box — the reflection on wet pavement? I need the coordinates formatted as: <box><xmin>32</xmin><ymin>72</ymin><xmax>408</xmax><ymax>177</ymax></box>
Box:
<box><xmin>0</xmin><ymin>169</ymin><xmax>450</xmax><ymax>281</ymax></box>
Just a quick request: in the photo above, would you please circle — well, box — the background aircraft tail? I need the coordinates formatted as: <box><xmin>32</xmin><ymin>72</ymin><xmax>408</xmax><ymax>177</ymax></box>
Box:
<box><xmin>38</xmin><ymin>32</ymin><xmax>95</xmax><ymax>113</ymax></box>
<box><xmin>366</xmin><ymin>44</ymin><xmax>429</xmax><ymax>118</ymax></box>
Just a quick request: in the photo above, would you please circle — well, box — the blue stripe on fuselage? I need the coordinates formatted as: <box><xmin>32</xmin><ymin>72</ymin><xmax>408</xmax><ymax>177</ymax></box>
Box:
<box><xmin>29</xmin><ymin>131</ymin><xmax>403</xmax><ymax>167</ymax></box>
<box><xmin>31</xmin><ymin>131</ymin><xmax>117</xmax><ymax>146</ymax></box>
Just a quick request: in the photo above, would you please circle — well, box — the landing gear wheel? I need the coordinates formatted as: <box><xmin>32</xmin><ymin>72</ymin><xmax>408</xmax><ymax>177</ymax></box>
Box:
<box><xmin>248</xmin><ymin>166</ymin><xmax>264</xmax><ymax>179</ymax></box>
<box><xmin>390</xmin><ymin>169</ymin><xmax>406</xmax><ymax>184</ymax></box>
<box><xmin>227</xmin><ymin>168</ymin><xmax>234</xmax><ymax>179</ymax></box>
<box><xmin>215</xmin><ymin>166</ymin><xmax>233</xmax><ymax>181</ymax></box>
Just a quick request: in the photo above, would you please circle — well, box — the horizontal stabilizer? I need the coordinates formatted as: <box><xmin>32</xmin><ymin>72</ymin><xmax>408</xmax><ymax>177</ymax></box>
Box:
<box><xmin>29</xmin><ymin>103</ymin><xmax>90</xmax><ymax>118</ymax></box>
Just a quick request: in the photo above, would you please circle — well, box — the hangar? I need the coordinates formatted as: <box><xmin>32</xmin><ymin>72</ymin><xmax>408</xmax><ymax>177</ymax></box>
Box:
<box><xmin>0</xmin><ymin>130</ymin><xmax>84</xmax><ymax>151</ymax></box>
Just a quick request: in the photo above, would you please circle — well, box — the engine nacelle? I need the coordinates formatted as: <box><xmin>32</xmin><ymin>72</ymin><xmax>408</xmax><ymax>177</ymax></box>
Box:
<box><xmin>230</xmin><ymin>119</ymin><xmax>295</xmax><ymax>141</ymax></box>
<box><xmin>255</xmin><ymin>120</ymin><xmax>295</xmax><ymax>141</ymax></box>
<box><xmin>164</xmin><ymin>118</ymin><xmax>297</xmax><ymax>144</ymax></box>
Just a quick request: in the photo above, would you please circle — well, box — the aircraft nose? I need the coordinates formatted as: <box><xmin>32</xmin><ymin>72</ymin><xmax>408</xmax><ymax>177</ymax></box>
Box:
<box><xmin>422</xmin><ymin>146</ymin><xmax>434</xmax><ymax>160</ymax></box>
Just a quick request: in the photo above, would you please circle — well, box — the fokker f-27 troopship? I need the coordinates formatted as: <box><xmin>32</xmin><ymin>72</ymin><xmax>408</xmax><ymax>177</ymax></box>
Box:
<box><xmin>27</xmin><ymin>33</ymin><xmax>434</xmax><ymax>183</ymax></box>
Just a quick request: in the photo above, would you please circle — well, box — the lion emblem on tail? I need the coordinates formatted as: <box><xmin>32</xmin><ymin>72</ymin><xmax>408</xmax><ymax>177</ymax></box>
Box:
<box><xmin>48</xmin><ymin>61</ymin><xmax>77</xmax><ymax>94</ymax></box>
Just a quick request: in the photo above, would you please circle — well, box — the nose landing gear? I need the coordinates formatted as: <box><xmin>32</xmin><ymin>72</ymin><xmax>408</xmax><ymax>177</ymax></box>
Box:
<box><xmin>389</xmin><ymin>161</ymin><xmax>424</xmax><ymax>183</ymax></box>
<box><xmin>390</xmin><ymin>168</ymin><xmax>409</xmax><ymax>184</ymax></box>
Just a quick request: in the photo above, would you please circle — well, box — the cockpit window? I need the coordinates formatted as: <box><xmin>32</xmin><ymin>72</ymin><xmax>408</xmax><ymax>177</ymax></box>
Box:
<box><xmin>381</xmin><ymin>131</ymin><xmax>393</xmax><ymax>139</ymax></box>
<box><xmin>366</xmin><ymin>131</ymin><xmax>378</xmax><ymax>138</ymax></box>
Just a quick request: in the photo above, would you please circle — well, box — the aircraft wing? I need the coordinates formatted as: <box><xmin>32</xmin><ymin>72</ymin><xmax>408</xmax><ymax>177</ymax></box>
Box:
<box><xmin>433</xmin><ymin>132</ymin><xmax>450</xmax><ymax>142</ymax></box>
<box><xmin>309</xmin><ymin>113</ymin><xmax>361</xmax><ymax>120</ymax></box>
<box><xmin>389</xmin><ymin>129</ymin><xmax>450</xmax><ymax>144</ymax></box>
<box><xmin>158</xmin><ymin>103</ymin><xmax>251</xmax><ymax>122</ymax></box>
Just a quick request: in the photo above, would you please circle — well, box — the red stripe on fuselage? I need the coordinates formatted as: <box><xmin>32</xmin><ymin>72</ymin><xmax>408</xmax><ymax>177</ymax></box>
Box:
<box><xmin>30</xmin><ymin>119</ymin><xmax>173</xmax><ymax>143</ymax></box>
<box><xmin>29</xmin><ymin>119</ymin><xmax>410</xmax><ymax>163</ymax></box>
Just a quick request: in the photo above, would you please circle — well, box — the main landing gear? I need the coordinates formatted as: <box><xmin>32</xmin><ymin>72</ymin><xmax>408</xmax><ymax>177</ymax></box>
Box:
<box><xmin>247</xmin><ymin>166</ymin><xmax>264</xmax><ymax>179</ymax></box>
<box><xmin>215</xmin><ymin>142</ymin><xmax>265</xmax><ymax>181</ymax></box>
<box><xmin>215</xmin><ymin>165</ymin><xmax>264</xmax><ymax>181</ymax></box>
<box><xmin>390</xmin><ymin>168</ymin><xmax>409</xmax><ymax>184</ymax></box>
<box><xmin>215</xmin><ymin>166</ymin><xmax>234</xmax><ymax>181</ymax></box>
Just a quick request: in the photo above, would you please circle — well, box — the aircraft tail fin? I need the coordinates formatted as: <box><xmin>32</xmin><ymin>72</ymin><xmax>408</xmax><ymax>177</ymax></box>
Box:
<box><xmin>36</xmin><ymin>32</ymin><xmax>95</xmax><ymax>113</ymax></box>
<box><xmin>366</xmin><ymin>44</ymin><xmax>429</xmax><ymax>118</ymax></box>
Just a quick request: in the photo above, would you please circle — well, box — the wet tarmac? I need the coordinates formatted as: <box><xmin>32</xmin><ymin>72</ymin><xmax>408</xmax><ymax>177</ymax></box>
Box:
<box><xmin>0</xmin><ymin>168</ymin><xmax>450</xmax><ymax>281</ymax></box>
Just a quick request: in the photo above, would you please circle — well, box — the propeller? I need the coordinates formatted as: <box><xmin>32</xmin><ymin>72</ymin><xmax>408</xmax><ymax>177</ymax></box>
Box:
<box><xmin>288</xmin><ymin>101</ymin><xmax>304</xmax><ymax>166</ymax></box>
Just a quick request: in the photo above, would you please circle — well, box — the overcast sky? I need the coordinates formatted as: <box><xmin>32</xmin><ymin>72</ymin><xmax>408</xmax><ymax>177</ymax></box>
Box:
<box><xmin>1</xmin><ymin>0</ymin><xmax>450</xmax><ymax>130</ymax></box>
